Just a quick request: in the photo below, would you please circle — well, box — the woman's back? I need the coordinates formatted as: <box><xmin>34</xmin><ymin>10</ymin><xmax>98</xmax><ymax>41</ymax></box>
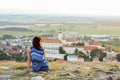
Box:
<box><xmin>30</xmin><ymin>46</ymin><xmax>49</xmax><ymax>72</ymax></box>
<box><xmin>27</xmin><ymin>36</ymin><xmax>49</xmax><ymax>72</ymax></box>
<box><xmin>30</xmin><ymin>46</ymin><xmax>44</xmax><ymax>62</ymax></box>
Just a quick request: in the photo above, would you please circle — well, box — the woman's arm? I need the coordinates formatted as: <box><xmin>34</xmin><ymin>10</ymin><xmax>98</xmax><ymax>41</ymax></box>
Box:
<box><xmin>27</xmin><ymin>47</ymin><xmax>31</xmax><ymax>72</ymax></box>
<box><xmin>44</xmin><ymin>49</ymin><xmax>46</xmax><ymax>59</ymax></box>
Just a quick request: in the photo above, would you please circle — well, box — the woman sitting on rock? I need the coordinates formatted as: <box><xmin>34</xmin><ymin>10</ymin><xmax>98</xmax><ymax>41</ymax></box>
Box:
<box><xmin>27</xmin><ymin>36</ymin><xmax>49</xmax><ymax>72</ymax></box>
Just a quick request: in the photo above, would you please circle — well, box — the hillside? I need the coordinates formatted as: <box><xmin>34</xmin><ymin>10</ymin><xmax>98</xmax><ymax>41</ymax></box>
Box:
<box><xmin>0</xmin><ymin>61</ymin><xmax>120</xmax><ymax>80</ymax></box>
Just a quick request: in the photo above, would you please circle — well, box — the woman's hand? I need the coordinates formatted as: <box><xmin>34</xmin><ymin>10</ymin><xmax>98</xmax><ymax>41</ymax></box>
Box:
<box><xmin>26</xmin><ymin>69</ymin><xmax>30</xmax><ymax>73</ymax></box>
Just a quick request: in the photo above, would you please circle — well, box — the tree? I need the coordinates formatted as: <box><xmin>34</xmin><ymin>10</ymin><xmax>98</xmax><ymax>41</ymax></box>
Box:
<box><xmin>0</xmin><ymin>50</ymin><xmax>3</xmax><ymax>53</ymax></box>
<box><xmin>2</xmin><ymin>34</ymin><xmax>14</xmax><ymax>40</ymax></box>
<box><xmin>12</xmin><ymin>46</ymin><xmax>18</xmax><ymax>50</ymax></box>
<box><xmin>102</xmin><ymin>44</ymin><xmax>106</xmax><ymax>47</ymax></box>
<box><xmin>0</xmin><ymin>50</ymin><xmax>10</xmax><ymax>60</ymax></box>
<box><xmin>84</xmin><ymin>36</ymin><xmax>91</xmax><ymax>41</ymax></box>
<box><xmin>90</xmin><ymin>48</ymin><xmax>101</xmax><ymax>58</ymax></box>
<box><xmin>71</xmin><ymin>43</ymin><xmax>76</xmax><ymax>46</ymax></box>
<box><xmin>74</xmin><ymin>48</ymin><xmax>79</xmax><ymax>54</ymax></box>
<box><xmin>99</xmin><ymin>52</ymin><xmax>107</xmax><ymax>61</ymax></box>
<box><xmin>90</xmin><ymin>48</ymin><xmax>107</xmax><ymax>61</ymax></box>
<box><xmin>64</xmin><ymin>54</ymin><xmax>68</xmax><ymax>60</ymax></box>
<box><xmin>116</xmin><ymin>54</ymin><xmax>120</xmax><ymax>62</ymax></box>
<box><xmin>6</xmin><ymin>41</ymin><xmax>10</xmax><ymax>46</ymax></box>
<box><xmin>58</xmin><ymin>47</ymin><xmax>66</xmax><ymax>54</ymax></box>
<box><xmin>15</xmin><ymin>52</ymin><xmax>27</xmax><ymax>62</ymax></box>
<box><xmin>76</xmin><ymin>42</ymin><xmax>84</xmax><ymax>46</ymax></box>
<box><xmin>78</xmin><ymin>51</ymin><xmax>86</xmax><ymax>59</ymax></box>
<box><xmin>15</xmin><ymin>53</ymin><xmax>22</xmax><ymax>61</ymax></box>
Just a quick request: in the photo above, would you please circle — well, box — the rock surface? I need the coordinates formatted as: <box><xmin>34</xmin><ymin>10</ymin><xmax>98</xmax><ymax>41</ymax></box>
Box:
<box><xmin>31</xmin><ymin>76</ymin><xmax>44</xmax><ymax>80</ymax></box>
<box><xmin>0</xmin><ymin>61</ymin><xmax>120</xmax><ymax>80</ymax></box>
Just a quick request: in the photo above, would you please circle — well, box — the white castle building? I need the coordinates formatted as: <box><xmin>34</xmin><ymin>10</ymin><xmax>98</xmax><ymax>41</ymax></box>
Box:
<box><xmin>42</xmin><ymin>38</ymin><xmax>65</xmax><ymax>59</ymax></box>
<box><xmin>42</xmin><ymin>28</ymin><xmax>65</xmax><ymax>59</ymax></box>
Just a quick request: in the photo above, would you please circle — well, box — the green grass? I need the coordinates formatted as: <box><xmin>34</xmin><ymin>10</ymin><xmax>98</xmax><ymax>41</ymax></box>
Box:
<box><xmin>0</xmin><ymin>30</ymin><xmax>39</xmax><ymax>37</ymax></box>
<box><xmin>102</xmin><ymin>41</ymin><xmax>120</xmax><ymax>50</ymax></box>
<box><xmin>30</xmin><ymin>25</ymin><xmax>120</xmax><ymax>35</ymax></box>
<box><xmin>104</xmin><ymin>44</ymin><xmax>120</xmax><ymax>50</ymax></box>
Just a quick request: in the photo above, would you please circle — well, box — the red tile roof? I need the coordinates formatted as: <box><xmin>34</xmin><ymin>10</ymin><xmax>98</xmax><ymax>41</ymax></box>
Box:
<box><xmin>63</xmin><ymin>45</ymin><xmax>83</xmax><ymax>48</ymax></box>
<box><xmin>42</xmin><ymin>38</ymin><xmax>62</xmax><ymax>43</ymax></box>
<box><xmin>84</xmin><ymin>46</ymin><xmax>96</xmax><ymax>50</ymax></box>
<box><xmin>65</xmin><ymin>38</ymin><xmax>76</xmax><ymax>42</ymax></box>
<box><xmin>90</xmin><ymin>41</ymin><xmax>101</xmax><ymax>46</ymax></box>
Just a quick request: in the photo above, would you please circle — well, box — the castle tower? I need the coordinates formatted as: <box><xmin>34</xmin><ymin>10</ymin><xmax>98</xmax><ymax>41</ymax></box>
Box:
<box><xmin>58</xmin><ymin>27</ymin><xmax>62</xmax><ymax>39</ymax></box>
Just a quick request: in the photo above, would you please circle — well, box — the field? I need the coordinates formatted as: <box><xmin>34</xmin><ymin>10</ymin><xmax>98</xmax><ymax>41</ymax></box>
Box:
<box><xmin>0</xmin><ymin>15</ymin><xmax>120</xmax><ymax>38</ymax></box>
<box><xmin>101</xmin><ymin>40</ymin><xmax>120</xmax><ymax>51</ymax></box>
<box><xmin>0</xmin><ymin>61</ymin><xmax>120</xmax><ymax>80</ymax></box>
<box><xmin>29</xmin><ymin>25</ymin><xmax>118</xmax><ymax>34</ymax></box>
<box><xmin>0</xmin><ymin>25</ymin><xmax>120</xmax><ymax>37</ymax></box>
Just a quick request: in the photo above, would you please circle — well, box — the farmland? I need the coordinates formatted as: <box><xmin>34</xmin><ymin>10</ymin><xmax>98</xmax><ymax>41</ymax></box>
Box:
<box><xmin>0</xmin><ymin>15</ymin><xmax>120</xmax><ymax>37</ymax></box>
<box><xmin>0</xmin><ymin>25</ymin><xmax>120</xmax><ymax>37</ymax></box>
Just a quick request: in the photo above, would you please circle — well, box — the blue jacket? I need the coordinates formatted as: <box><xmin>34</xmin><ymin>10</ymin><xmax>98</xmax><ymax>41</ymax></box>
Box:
<box><xmin>30</xmin><ymin>46</ymin><xmax>49</xmax><ymax>72</ymax></box>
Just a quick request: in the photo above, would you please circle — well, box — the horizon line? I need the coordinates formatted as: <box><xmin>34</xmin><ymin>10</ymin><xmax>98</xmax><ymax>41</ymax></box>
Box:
<box><xmin>0</xmin><ymin>13</ymin><xmax>120</xmax><ymax>17</ymax></box>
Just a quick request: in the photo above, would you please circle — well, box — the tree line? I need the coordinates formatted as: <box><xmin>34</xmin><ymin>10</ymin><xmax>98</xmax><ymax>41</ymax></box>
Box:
<box><xmin>0</xmin><ymin>50</ymin><xmax>27</xmax><ymax>62</ymax></box>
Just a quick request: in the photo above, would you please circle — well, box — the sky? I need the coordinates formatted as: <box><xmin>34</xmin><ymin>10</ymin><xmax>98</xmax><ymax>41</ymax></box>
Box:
<box><xmin>0</xmin><ymin>0</ymin><xmax>120</xmax><ymax>16</ymax></box>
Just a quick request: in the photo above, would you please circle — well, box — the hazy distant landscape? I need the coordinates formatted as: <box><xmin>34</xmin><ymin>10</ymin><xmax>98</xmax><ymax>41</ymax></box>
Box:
<box><xmin>1</xmin><ymin>0</ymin><xmax>120</xmax><ymax>79</ymax></box>
<box><xmin>0</xmin><ymin>15</ymin><xmax>120</xmax><ymax>37</ymax></box>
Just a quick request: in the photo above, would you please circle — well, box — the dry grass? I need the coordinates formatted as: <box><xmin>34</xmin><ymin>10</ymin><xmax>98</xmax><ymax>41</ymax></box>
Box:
<box><xmin>0</xmin><ymin>69</ymin><xmax>3</xmax><ymax>74</ymax></box>
<box><xmin>0</xmin><ymin>61</ymin><xmax>120</xmax><ymax>80</ymax></box>
<box><xmin>49</xmin><ymin>61</ymin><xmax>70</xmax><ymax>70</ymax></box>
<box><xmin>0</xmin><ymin>61</ymin><xmax>120</xmax><ymax>76</ymax></box>
<box><xmin>0</xmin><ymin>61</ymin><xmax>27</xmax><ymax>70</ymax></box>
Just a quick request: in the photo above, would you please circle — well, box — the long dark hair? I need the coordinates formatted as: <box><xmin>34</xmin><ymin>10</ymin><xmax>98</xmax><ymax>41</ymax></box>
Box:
<box><xmin>32</xmin><ymin>36</ymin><xmax>42</xmax><ymax>50</ymax></box>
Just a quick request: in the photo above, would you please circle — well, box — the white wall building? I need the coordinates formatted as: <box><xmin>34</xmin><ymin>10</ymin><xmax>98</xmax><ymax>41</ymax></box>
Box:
<box><xmin>67</xmin><ymin>54</ymin><xmax>84</xmax><ymax>62</ymax></box>
<box><xmin>67</xmin><ymin>55</ymin><xmax>78</xmax><ymax>62</ymax></box>
<box><xmin>63</xmin><ymin>46</ymin><xmax>84</xmax><ymax>54</ymax></box>
<box><xmin>42</xmin><ymin>38</ymin><xmax>64</xmax><ymax>59</ymax></box>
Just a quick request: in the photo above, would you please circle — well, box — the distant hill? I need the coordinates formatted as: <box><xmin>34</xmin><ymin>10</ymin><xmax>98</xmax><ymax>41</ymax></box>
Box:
<box><xmin>0</xmin><ymin>15</ymin><xmax>120</xmax><ymax>37</ymax></box>
<box><xmin>0</xmin><ymin>15</ymin><xmax>120</xmax><ymax>26</ymax></box>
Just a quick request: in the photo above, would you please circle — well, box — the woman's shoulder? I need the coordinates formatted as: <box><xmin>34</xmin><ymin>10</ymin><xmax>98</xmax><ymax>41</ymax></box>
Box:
<box><xmin>40</xmin><ymin>48</ymin><xmax>44</xmax><ymax>51</ymax></box>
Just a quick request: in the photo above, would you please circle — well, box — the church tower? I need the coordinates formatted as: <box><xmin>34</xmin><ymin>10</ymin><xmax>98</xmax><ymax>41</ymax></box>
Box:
<box><xmin>58</xmin><ymin>27</ymin><xmax>62</xmax><ymax>39</ymax></box>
